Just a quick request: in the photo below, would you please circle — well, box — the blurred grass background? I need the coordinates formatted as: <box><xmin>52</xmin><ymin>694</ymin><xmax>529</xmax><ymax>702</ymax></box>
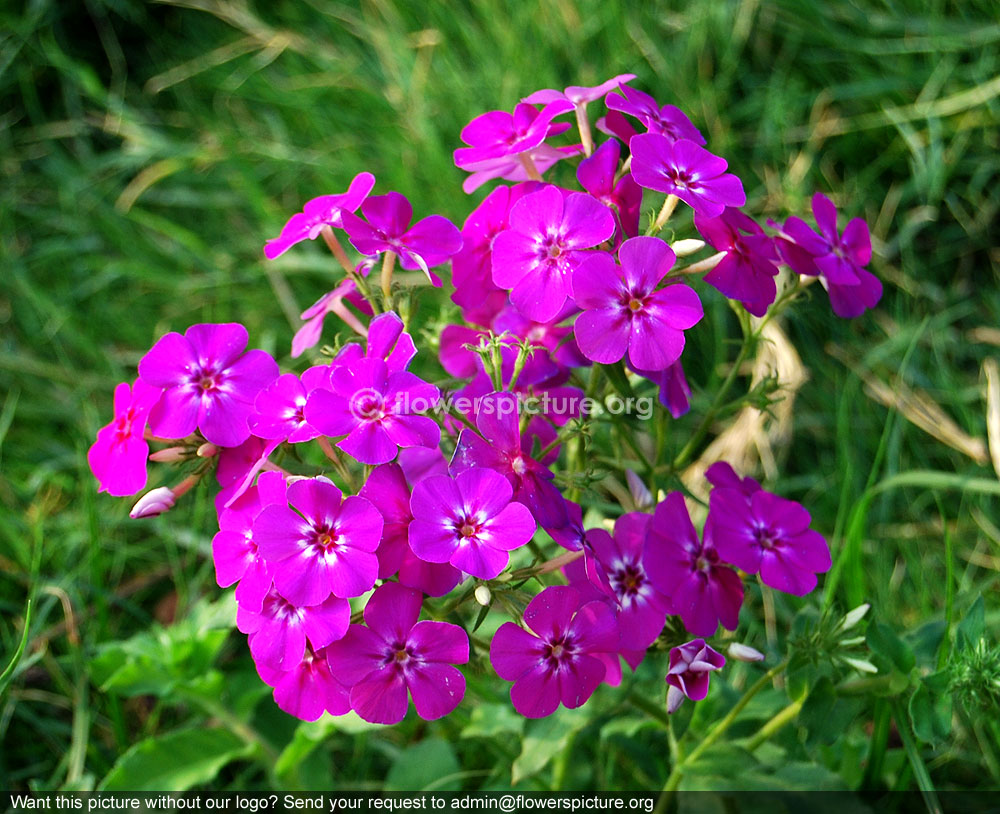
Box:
<box><xmin>1</xmin><ymin>0</ymin><xmax>999</xmax><ymax>794</ymax></box>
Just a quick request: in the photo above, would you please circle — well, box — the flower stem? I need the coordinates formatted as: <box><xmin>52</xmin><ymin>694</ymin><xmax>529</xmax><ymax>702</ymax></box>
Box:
<box><xmin>518</xmin><ymin>153</ymin><xmax>543</xmax><ymax>181</ymax></box>
<box><xmin>676</xmin><ymin>251</ymin><xmax>726</xmax><ymax>275</ymax></box>
<box><xmin>574</xmin><ymin>105</ymin><xmax>593</xmax><ymax>157</ymax></box>
<box><xmin>652</xmin><ymin>195</ymin><xmax>679</xmax><ymax>233</ymax></box>
<box><xmin>320</xmin><ymin>225</ymin><xmax>354</xmax><ymax>276</ymax></box>
<box><xmin>744</xmin><ymin>696</ymin><xmax>804</xmax><ymax>752</ymax></box>
<box><xmin>380</xmin><ymin>250</ymin><xmax>397</xmax><ymax>309</ymax></box>
<box><xmin>317</xmin><ymin>436</ymin><xmax>357</xmax><ymax>492</ymax></box>
<box><xmin>657</xmin><ymin>659</ymin><xmax>788</xmax><ymax>804</ymax></box>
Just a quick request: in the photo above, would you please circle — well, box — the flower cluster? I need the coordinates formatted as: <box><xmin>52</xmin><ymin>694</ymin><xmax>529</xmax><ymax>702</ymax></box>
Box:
<box><xmin>89</xmin><ymin>75</ymin><xmax>876</xmax><ymax>724</ymax></box>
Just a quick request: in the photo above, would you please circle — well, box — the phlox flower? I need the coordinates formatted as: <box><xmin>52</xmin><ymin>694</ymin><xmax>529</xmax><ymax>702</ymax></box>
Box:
<box><xmin>252</xmin><ymin>477</ymin><xmax>382</xmax><ymax>606</ymax></box>
<box><xmin>628</xmin><ymin>359</ymin><xmax>691</xmax><ymax>419</ymax></box>
<box><xmin>325</xmin><ymin>582</ymin><xmax>469</xmax><ymax>725</ymax></box>
<box><xmin>643</xmin><ymin>492</ymin><xmax>744</xmax><ymax>637</ymax></box>
<box><xmin>408</xmin><ymin>467</ymin><xmax>536</xmax><ymax>580</ymax></box>
<box><xmin>630</xmin><ymin>135</ymin><xmax>746</xmax><ymax>218</ymax></box>
<box><xmin>457</xmin><ymin>145</ymin><xmax>583</xmax><ymax>196</ymax></box>
<box><xmin>255</xmin><ymin>645</ymin><xmax>350</xmax><ymax>722</ymax></box>
<box><xmin>291</xmin><ymin>276</ymin><xmax>372</xmax><ymax>359</ymax></box>
<box><xmin>522</xmin><ymin>74</ymin><xmax>636</xmax><ymax>107</ymax></box>
<box><xmin>305</xmin><ymin>357</ymin><xmax>440</xmax><ymax>466</ymax></box>
<box><xmin>605</xmin><ymin>85</ymin><xmax>705</xmax><ymax>144</ymax></box>
<box><xmin>665</xmin><ymin>639</ymin><xmax>725</xmax><ymax>713</ymax></box>
<box><xmin>263</xmin><ymin>172</ymin><xmax>375</xmax><ymax>259</ymax></box>
<box><xmin>249</xmin><ymin>366</ymin><xmax>330</xmax><ymax>444</ymax></box>
<box><xmin>582</xmin><ymin>515</ymin><xmax>671</xmax><ymax>650</ymax></box>
<box><xmin>451</xmin><ymin>392</ymin><xmax>568</xmax><ymax>528</ymax></box>
<box><xmin>88</xmin><ymin>379</ymin><xmax>161</xmax><ymax>497</ymax></box>
<box><xmin>340</xmin><ymin>191</ymin><xmax>462</xmax><ymax>282</ymax></box>
<box><xmin>358</xmin><ymin>463</ymin><xmax>461</xmax><ymax>597</ymax></box>
<box><xmin>707</xmin><ymin>462</ymin><xmax>831</xmax><ymax>596</ymax></box>
<box><xmin>573</xmin><ymin>236</ymin><xmax>703</xmax><ymax>370</ymax></box>
<box><xmin>237</xmin><ymin>586</ymin><xmax>350</xmax><ymax>672</ymax></box>
<box><xmin>695</xmin><ymin>208</ymin><xmax>780</xmax><ymax>317</ymax></box>
<box><xmin>214</xmin><ymin>435</ymin><xmax>282</xmax><ymax>513</ymax></box>
<box><xmin>138</xmin><ymin>323</ymin><xmax>279</xmax><ymax>448</ymax></box>
<box><xmin>772</xmin><ymin>193</ymin><xmax>881</xmax><ymax>318</ymax></box>
<box><xmin>490</xmin><ymin>585</ymin><xmax>619</xmax><ymax>718</ymax></box>
<box><xmin>454</xmin><ymin>100</ymin><xmax>574</xmax><ymax>169</ymax></box>
<box><xmin>212</xmin><ymin>470</ymin><xmax>286</xmax><ymax>613</ymax></box>
<box><xmin>492</xmin><ymin>185</ymin><xmax>615</xmax><ymax>322</ymax></box>
<box><xmin>545</xmin><ymin>499</ymin><xmax>586</xmax><ymax>551</ymax></box>
<box><xmin>576</xmin><ymin>139</ymin><xmax>642</xmax><ymax>240</ymax></box>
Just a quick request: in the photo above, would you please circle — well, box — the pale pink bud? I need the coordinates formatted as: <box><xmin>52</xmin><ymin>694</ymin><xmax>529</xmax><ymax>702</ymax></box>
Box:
<box><xmin>149</xmin><ymin>446</ymin><xmax>187</xmax><ymax>463</ymax></box>
<box><xmin>728</xmin><ymin>642</ymin><xmax>766</xmax><ymax>662</ymax></box>
<box><xmin>129</xmin><ymin>486</ymin><xmax>175</xmax><ymax>519</ymax></box>
<box><xmin>626</xmin><ymin>469</ymin><xmax>654</xmax><ymax>511</ymax></box>
<box><xmin>196</xmin><ymin>442</ymin><xmax>218</xmax><ymax>458</ymax></box>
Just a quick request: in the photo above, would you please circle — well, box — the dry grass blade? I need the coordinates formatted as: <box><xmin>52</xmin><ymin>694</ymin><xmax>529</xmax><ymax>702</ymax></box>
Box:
<box><xmin>983</xmin><ymin>358</ymin><xmax>1000</xmax><ymax>479</ymax></box>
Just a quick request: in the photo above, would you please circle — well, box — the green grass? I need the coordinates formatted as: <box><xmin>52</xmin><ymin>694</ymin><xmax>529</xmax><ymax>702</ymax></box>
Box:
<box><xmin>1</xmin><ymin>0</ymin><xmax>999</xmax><ymax>795</ymax></box>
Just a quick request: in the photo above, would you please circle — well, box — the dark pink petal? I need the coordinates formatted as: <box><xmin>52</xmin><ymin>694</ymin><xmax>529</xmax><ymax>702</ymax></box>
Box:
<box><xmin>339</xmin><ymin>421</ymin><xmax>398</xmax><ymax>465</ymax></box>
<box><xmin>575</xmin><ymin>309</ymin><xmax>630</xmax><ymax>364</ymax></box>
<box><xmin>561</xmin><ymin>192</ymin><xmax>616</xmax><ymax>247</ymax></box>
<box><xmin>407</xmin><ymin>663</ymin><xmax>466</xmax><ymax>720</ymax></box>
<box><xmin>510</xmin><ymin>264</ymin><xmax>572</xmax><ymax>323</ymax></box>
<box><xmin>570</xmin><ymin>599</ymin><xmax>620</xmax><ymax>654</ymax></box>
<box><xmin>147</xmin><ymin>384</ymin><xmax>200</xmax><ymax>439</ymax></box>
<box><xmin>760</xmin><ymin>553</ymin><xmax>817</xmax><ymax>595</ymax></box>
<box><xmin>475</xmin><ymin>392</ymin><xmax>521</xmax><ymax>451</ymax></box>
<box><xmin>302</xmin><ymin>595</ymin><xmax>352</xmax><ymax>649</ymax></box>
<box><xmin>287</xmin><ymin>478</ymin><xmax>342</xmax><ymax>527</ymax></box>
<box><xmin>479</xmin><ymin>502</ymin><xmax>536</xmax><ymax>551</ymax></box>
<box><xmin>364</xmin><ymin>581</ymin><xmax>423</xmax><ymax>642</ymax></box>
<box><xmin>186</xmin><ymin>323</ymin><xmax>249</xmax><ymax>369</ymax></box>
<box><xmin>304</xmin><ymin>388</ymin><xmax>356</xmax><ymax>437</ymax></box>
<box><xmin>383</xmin><ymin>415</ymin><xmax>441</xmax><ymax>450</ymax></box>
<box><xmin>558</xmin><ymin>654</ymin><xmax>606</xmax><ymax>709</ymax></box>
<box><xmin>200</xmin><ymin>390</ymin><xmax>253</xmax><ymax>447</ymax></box>
<box><xmin>325</xmin><ymin>546</ymin><xmax>378</xmax><ymax>599</ymax></box>
<box><xmin>138</xmin><ymin>332</ymin><xmax>196</xmax><ymax>387</ymax></box>
<box><xmin>212</xmin><ymin>530</ymin><xmax>252</xmax><ymax>587</ymax></box>
<box><xmin>490</xmin><ymin>622</ymin><xmax>546</xmax><ymax>680</ymax></box>
<box><xmin>234</xmin><ymin>559</ymin><xmax>271</xmax><ymax>614</ymax></box>
<box><xmin>571</xmin><ymin>251</ymin><xmax>621</xmax><ymax>307</ymax></box>
<box><xmin>350</xmin><ymin>665</ymin><xmax>409</xmax><ymax>725</ymax></box>
<box><xmin>252</xmin><ymin>504</ymin><xmax>311</xmax><ymax>561</ymax></box>
<box><xmin>618</xmin><ymin>235</ymin><xmax>675</xmax><ymax>293</ymax></box>
<box><xmin>510</xmin><ymin>664</ymin><xmax>561</xmax><ymax>718</ymax></box>
<box><xmin>627</xmin><ymin>318</ymin><xmax>684</xmax><ymax>370</ymax></box>
<box><xmin>456</xmin><ymin>467</ymin><xmax>514</xmax><ymax>517</ymax></box>
<box><xmin>408</xmin><ymin>519</ymin><xmax>458</xmax><ymax>564</ymax></box>
<box><xmin>523</xmin><ymin>585</ymin><xmax>580</xmax><ymax>640</ymax></box>
<box><xmin>336</xmin><ymin>495</ymin><xmax>383</xmax><ymax>551</ymax></box>
<box><xmin>450</xmin><ymin>539</ymin><xmax>509</xmax><ymax>579</ymax></box>
<box><xmin>709</xmin><ymin>565</ymin><xmax>744</xmax><ymax>630</ymax></box>
<box><xmin>325</xmin><ymin>624</ymin><xmax>387</xmax><ymax>685</ymax></box>
<box><xmin>408</xmin><ymin>620</ymin><xmax>470</xmax><ymax>665</ymax></box>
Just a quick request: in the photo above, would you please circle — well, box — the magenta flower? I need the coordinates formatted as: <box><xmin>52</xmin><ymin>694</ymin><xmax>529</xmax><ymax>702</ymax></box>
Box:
<box><xmin>305</xmin><ymin>357</ymin><xmax>440</xmax><ymax>466</ymax></box>
<box><xmin>255</xmin><ymin>645</ymin><xmax>351</xmax><ymax>722</ymax></box>
<box><xmin>249</xmin><ymin>366</ymin><xmax>329</xmax><ymax>444</ymax></box>
<box><xmin>340</xmin><ymin>191</ymin><xmax>462</xmax><ymax>282</ymax></box>
<box><xmin>492</xmin><ymin>303</ymin><xmax>588</xmax><ymax>369</ymax></box>
<box><xmin>583</xmin><ymin>515</ymin><xmax>671</xmax><ymax>650</ymax></box>
<box><xmin>366</xmin><ymin>311</ymin><xmax>418</xmax><ymax>373</ymax></box>
<box><xmin>629</xmin><ymin>359</ymin><xmax>691</xmax><ymax>419</ymax></box>
<box><xmin>492</xmin><ymin>185</ymin><xmax>615</xmax><ymax>322</ymax></box>
<box><xmin>263</xmin><ymin>172</ymin><xmax>375</xmax><ymax>259</ymax></box>
<box><xmin>773</xmin><ymin>193</ymin><xmax>881</xmax><ymax>318</ymax></box>
<box><xmin>457</xmin><ymin>144</ymin><xmax>583</xmax><ymax>195</ymax></box>
<box><xmin>88</xmin><ymin>379</ymin><xmax>161</xmax><ymax>497</ymax></box>
<box><xmin>576</xmin><ymin>139</ymin><xmax>642</xmax><ymax>240</ymax></box>
<box><xmin>665</xmin><ymin>639</ymin><xmax>726</xmax><ymax>713</ymax></box>
<box><xmin>605</xmin><ymin>86</ymin><xmax>705</xmax><ymax>144</ymax></box>
<box><xmin>631</xmin><ymin>135</ymin><xmax>746</xmax><ymax>218</ymax></box>
<box><xmin>544</xmin><ymin>500</ymin><xmax>586</xmax><ymax>551</ymax></box>
<box><xmin>643</xmin><ymin>492</ymin><xmax>744</xmax><ymax>637</ymax></box>
<box><xmin>451</xmin><ymin>392</ymin><xmax>568</xmax><ymax>528</ymax></box>
<box><xmin>523</xmin><ymin>74</ymin><xmax>636</xmax><ymax>107</ymax></box>
<box><xmin>138</xmin><ymin>323</ymin><xmax>279</xmax><ymax>448</ymax></box>
<box><xmin>325</xmin><ymin>582</ymin><xmax>469</xmax><ymax>725</ymax></box>
<box><xmin>573</xmin><ymin>236</ymin><xmax>703</xmax><ymax>370</ymax></box>
<box><xmin>291</xmin><ymin>276</ymin><xmax>372</xmax><ymax>359</ymax></box>
<box><xmin>252</xmin><ymin>477</ymin><xmax>382</xmax><ymax>606</ymax></box>
<box><xmin>237</xmin><ymin>587</ymin><xmax>350</xmax><ymax>672</ymax></box>
<box><xmin>212</xmin><ymin>470</ymin><xmax>286</xmax><ymax>613</ymax></box>
<box><xmin>490</xmin><ymin>586</ymin><xmax>619</xmax><ymax>718</ymax></box>
<box><xmin>695</xmin><ymin>208</ymin><xmax>780</xmax><ymax>317</ymax></box>
<box><xmin>358</xmin><ymin>464</ymin><xmax>462</xmax><ymax>597</ymax></box>
<box><xmin>408</xmin><ymin>468</ymin><xmax>536</xmax><ymax>580</ymax></box>
<box><xmin>708</xmin><ymin>468</ymin><xmax>831</xmax><ymax>596</ymax></box>
<box><xmin>454</xmin><ymin>100</ymin><xmax>573</xmax><ymax>169</ymax></box>
<box><xmin>214</xmin><ymin>435</ymin><xmax>281</xmax><ymax>513</ymax></box>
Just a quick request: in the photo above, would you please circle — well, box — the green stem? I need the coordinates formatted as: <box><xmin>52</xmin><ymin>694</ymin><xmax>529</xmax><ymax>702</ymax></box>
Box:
<box><xmin>745</xmin><ymin>696</ymin><xmax>804</xmax><ymax>752</ymax></box>
<box><xmin>657</xmin><ymin>660</ymin><xmax>788</xmax><ymax>803</ymax></box>
<box><xmin>891</xmin><ymin>699</ymin><xmax>942</xmax><ymax>814</ymax></box>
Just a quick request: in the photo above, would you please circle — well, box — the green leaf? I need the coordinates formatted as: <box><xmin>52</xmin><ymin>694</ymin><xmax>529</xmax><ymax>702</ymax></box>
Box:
<box><xmin>461</xmin><ymin>703</ymin><xmax>522</xmax><ymax>739</ymax></box>
<box><xmin>511</xmin><ymin>707</ymin><xmax>587</xmax><ymax>785</ymax></box>
<box><xmin>600</xmin><ymin>362</ymin><xmax>635</xmax><ymax>399</ymax></box>
<box><xmin>867</xmin><ymin>621</ymin><xmax>916</xmax><ymax>674</ymax></box>
<box><xmin>956</xmin><ymin>595</ymin><xmax>985</xmax><ymax>652</ymax></box>
<box><xmin>799</xmin><ymin>677</ymin><xmax>863</xmax><ymax>747</ymax></box>
<box><xmin>99</xmin><ymin>727</ymin><xmax>253</xmax><ymax>791</ymax></box>
<box><xmin>385</xmin><ymin>739</ymin><xmax>460</xmax><ymax>792</ymax></box>
<box><xmin>908</xmin><ymin>682</ymin><xmax>952</xmax><ymax>745</ymax></box>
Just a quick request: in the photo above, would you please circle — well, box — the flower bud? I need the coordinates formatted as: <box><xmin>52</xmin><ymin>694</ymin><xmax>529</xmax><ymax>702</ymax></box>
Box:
<box><xmin>474</xmin><ymin>585</ymin><xmax>492</xmax><ymax>606</ymax></box>
<box><xmin>840</xmin><ymin>656</ymin><xmax>878</xmax><ymax>674</ymax></box>
<box><xmin>129</xmin><ymin>486</ymin><xmax>175</xmax><ymax>519</ymax></box>
<box><xmin>670</xmin><ymin>238</ymin><xmax>706</xmax><ymax>257</ymax></box>
<box><xmin>625</xmin><ymin>469</ymin><xmax>654</xmax><ymax>510</ymax></box>
<box><xmin>149</xmin><ymin>446</ymin><xmax>187</xmax><ymax>463</ymax></box>
<box><xmin>728</xmin><ymin>642</ymin><xmax>765</xmax><ymax>662</ymax></box>
<box><xmin>196</xmin><ymin>442</ymin><xmax>218</xmax><ymax>458</ymax></box>
<box><xmin>838</xmin><ymin>603</ymin><xmax>870</xmax><ymax>632</ymax></box>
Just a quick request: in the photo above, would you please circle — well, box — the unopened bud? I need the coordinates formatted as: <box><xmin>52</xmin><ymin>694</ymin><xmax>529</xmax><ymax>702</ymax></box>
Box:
<box><xmin>728</xmin><ymin>642</ymin><xmax>765</xmax><ymax>662</ymax></box>
<box><xmin>670</xmin><ymin>239</ymin><xmax>706</xmax><ymax>258</ymax></box>
<box><xmin>625</xmin><ymin>469</ymin><xmax>654</xmax><ymax>510</ymax></box>
<box><xmin>840</xmin><ymin>656</ymin><xmax>878</xmax><ymax>674</ymax></box>
<box><xmin>838</xmin><ymin>603</ymin><xmax>870</xmax><ymax>632</ymax></box>
<box><xmin>149</xmin><ymin>446</ymin><xmax>187</xmax><ymax>463</ymax></box>
<box><xmin>474</xmin><ymin>585</ymin><xmax>492</xmax><ymax>606</ymax></box>
<box><xmin>129</xmin><ymin>486</ymin><xmax>175</xmax><ymax>519</ymax></box>
<box><xmin>196</xmin><ymin>442</ymin><xmax>218</xmax><ymax>458</ymax></box>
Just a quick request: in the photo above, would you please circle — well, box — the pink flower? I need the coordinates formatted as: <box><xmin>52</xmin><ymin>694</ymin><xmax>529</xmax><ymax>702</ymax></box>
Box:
<box><xmin>88</xmin><ymin>379</ymin><xmax>161</xmax><ymax>496</ymax></box>
<box><xmin>138</xmin><ymin>323</ymin><xmax>279</xmax><ymax>448</ymax></box>
<box><xmin>129</xmin><ymin>486</ymin><xmax>175</xmax><ymax>519</ymax></box>
<box><xmin>325</xmin><ymin>582</ymin><xmax>469</xmax><ymax>725</ymax></box>
<box><xmin>695</xmin><ymin>208</ymin><xmax>780</xmax><ymax>317</ymax></box>
<box><xmin>252</xmin><ymin>477</ymin><xmax>382</xmax><ymax>605</ymax></box>
<box><xmin>665</xmin><ymin>639</ymin><xmax>725</xmax><ymax>713</ymax></box>
<box><xmin>454</xmin><ymin>100</ymin><xmax>573</xmax><ymax>169</ymax></box>
<box><xmin>492</xmin><ymin>185</ymin><xmax>616</xmax><ymax>322</ymax></box>
<box><xmin>249</xmin><ymin>366</ymin><xmax>329</xmax><ymax>444</ymax></box>
<box><xmin>408</xmin><ymin>468</ymin><xmax>536</xmax><ymax>580</ymax></box>
<box><xmin>490</xmin><ymin>586</ymin><xmax>619</xmax><ymax>718</ymax></box>
<box><xmin>305</xmin><ymin>357</ymin><xmax>440</xmax><ymax>466</ymax></box>
<box><xmin>522</xmin><ymin>74</ymin><xmax>636</xmax><ymax>107</ymax></box>
<box><xmin>643</xmin><ymin>492</ymin><xmax>744</xmax><ymax>637</ymax></box>
<box><xmin>340</xmin><ymin>191</ymin><xmax>462</xmax><ymax>283</ymax></box>
<box><xmin>576</xmin><ymin>139</ymin><xmax>642</xmax><ymax>240</ymax></box>
<box><xmin>291</xmin><ymin>276</ymin><xmax>372</xmax><ymax>359</ymax></box>
<box><xmin>631</xmin><ymin>135</ymin><xmax>746</xmax><ymax>218</ymax></box>
<box><xmin>255</xmin><ymin>645</ymin><xmax>351</xmax><ymax>722</ymax></box>
<box><xmin>573</xmin><ymin>236</ymin><xmax>703</xmax><ymax>370</ymax></box>
<box><xmin>457</xmin><ymin>144</ymin><xmax>583</xmax><ymax>195</ymax></box>
<box><xmin>263</xmin><ymin>172</ymin><xmax>375</xmax><ymax>259</ymax></box>
<box><xmin>238</xmin><ymin>587</ymin><xmax>350</xmax><ymax>672</ymax></box>
<box><xmin>605</xmin><ymin>86</ymin><xmax>705</xmax><ymax>144</ymax></box>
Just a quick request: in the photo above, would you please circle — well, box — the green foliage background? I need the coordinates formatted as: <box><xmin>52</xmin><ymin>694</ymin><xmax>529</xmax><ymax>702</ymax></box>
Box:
<box><xmin>1</xmin><ymin>0</ymin><xmax>998</xmax><ymax>796</ymax></box>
